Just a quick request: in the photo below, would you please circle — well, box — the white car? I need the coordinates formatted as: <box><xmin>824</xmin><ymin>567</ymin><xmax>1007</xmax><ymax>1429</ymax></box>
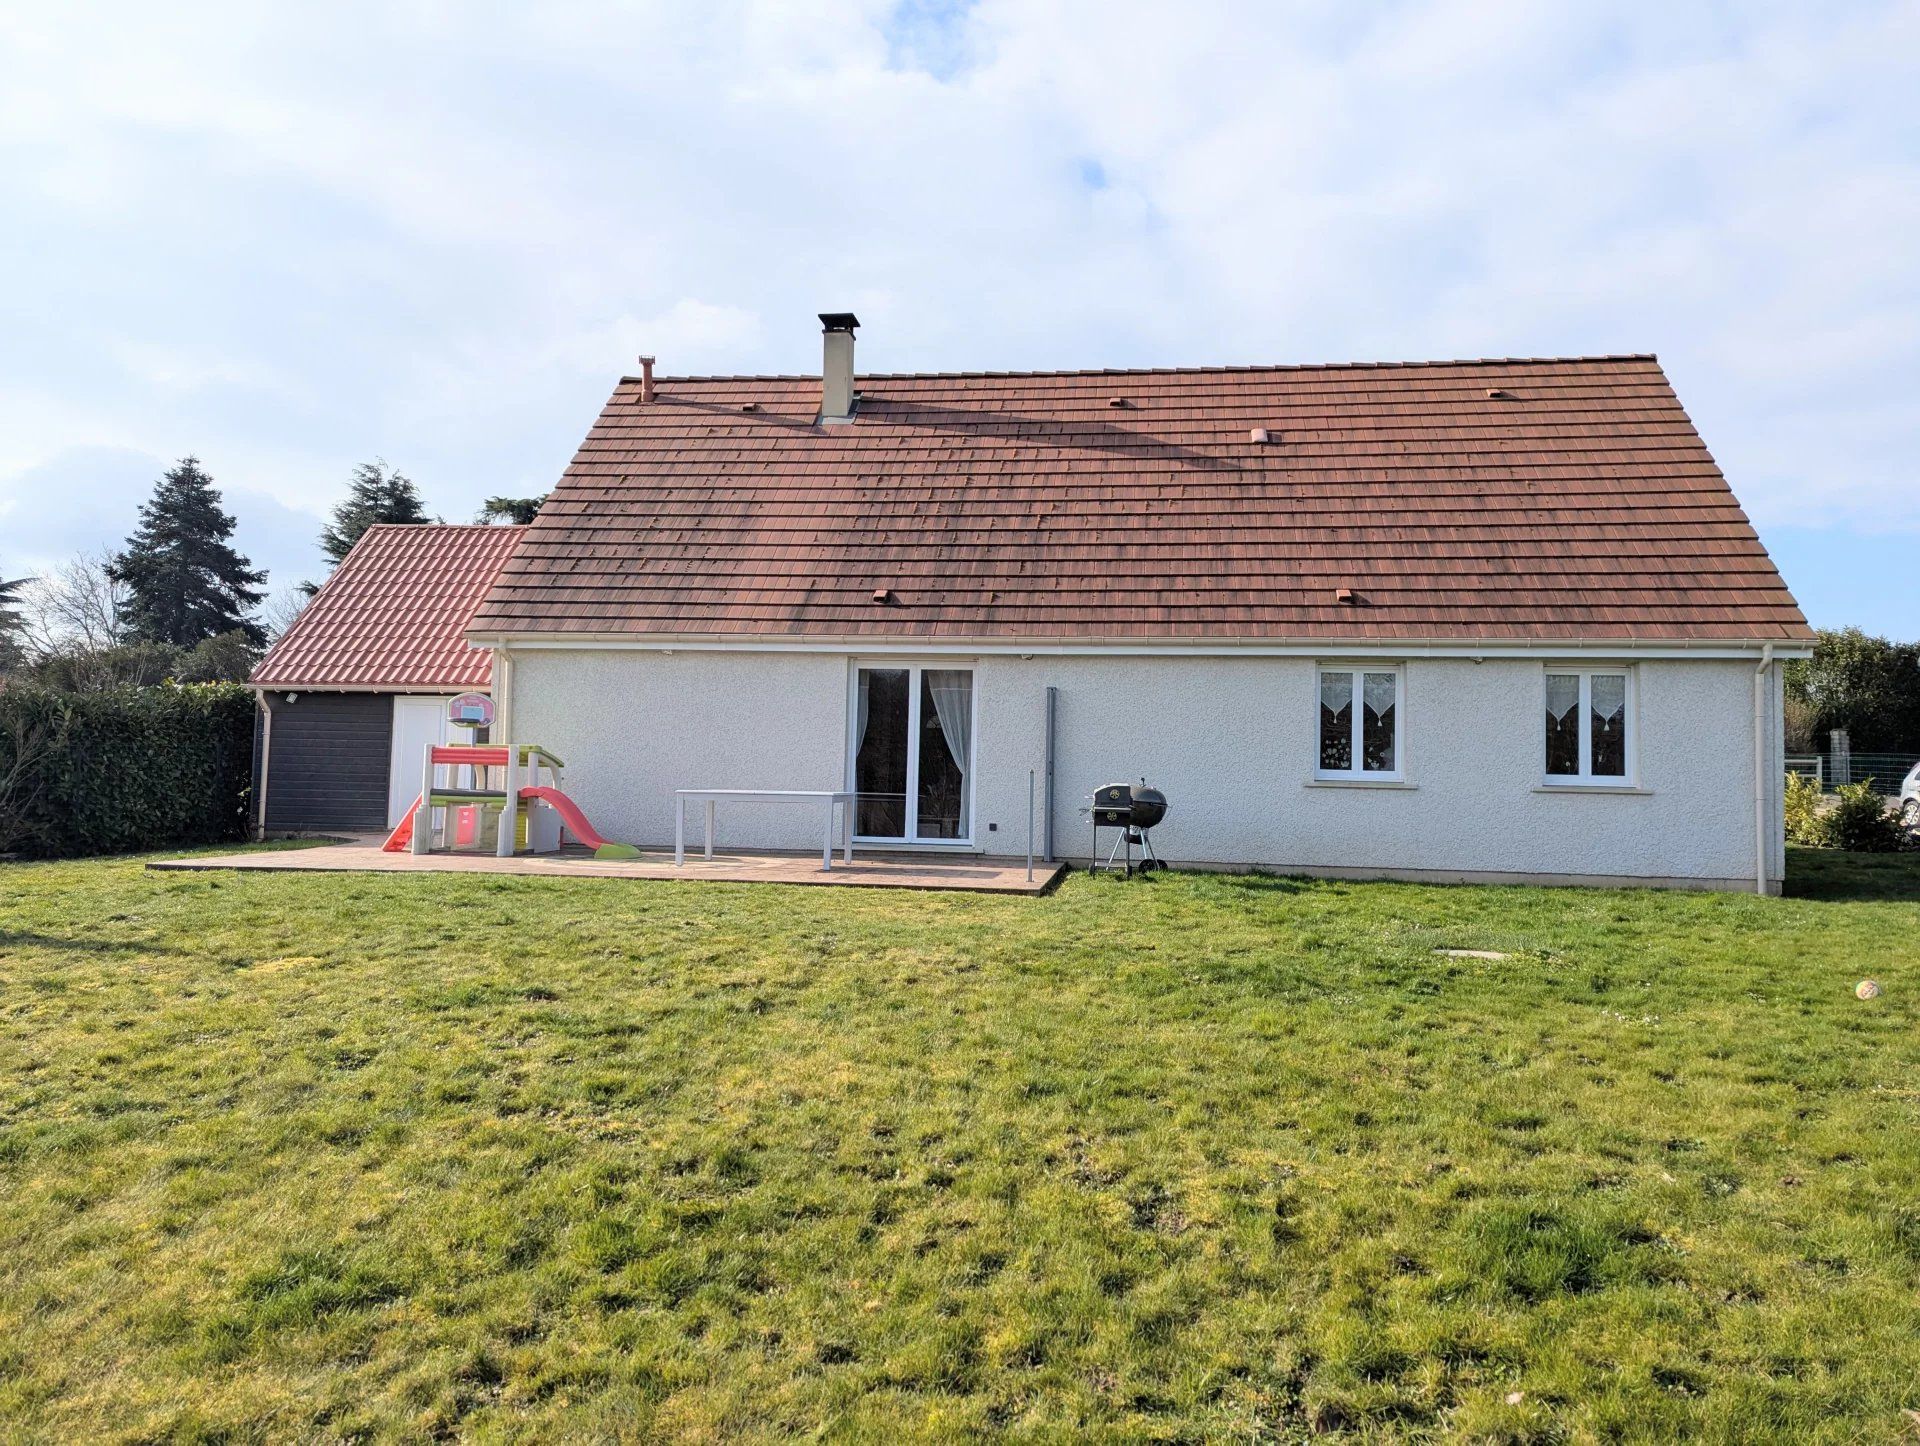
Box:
<box><xmin>1903</xmin><ymin>761</ymin><xmax>1920</xmax><ymax>827</ymax></box>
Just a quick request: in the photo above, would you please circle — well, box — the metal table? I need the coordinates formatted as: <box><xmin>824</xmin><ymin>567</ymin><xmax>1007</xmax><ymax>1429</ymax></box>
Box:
<box><xmin>674</xmin><ymin>789</ymin><xmax>856</xmax><ymax>870</ymax></box>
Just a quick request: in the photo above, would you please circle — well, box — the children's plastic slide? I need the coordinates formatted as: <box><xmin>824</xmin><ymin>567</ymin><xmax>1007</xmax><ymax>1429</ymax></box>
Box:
<box><xmin>381</xmin><ymin>796</ymin><xmax>422</xmax><ymax>853</ymax></box>
<box><xmin>517</xmin><ymin>787</ymin><xmax>641</xmax><ymax>859</ymax></box>
<box><xmin>381</xmin><ymin>787</ymin><xmax>639</xmax><ymax>859</ymax></box>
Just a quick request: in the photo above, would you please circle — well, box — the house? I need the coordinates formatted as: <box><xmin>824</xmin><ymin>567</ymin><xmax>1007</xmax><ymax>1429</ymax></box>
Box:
<box><xmin>250</xmin><ymin>524</ymin><xmax>526</xmax><ymax>835</ymax></box>
<box><xmin>298</xmin><ymin>315</ymin><xmax>1816</xmax><ymax>891</ymax></box>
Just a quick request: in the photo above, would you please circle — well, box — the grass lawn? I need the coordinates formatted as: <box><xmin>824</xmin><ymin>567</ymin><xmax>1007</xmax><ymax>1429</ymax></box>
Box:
<box><xmin>2</xmin><ymin>848</ymin><xmax>1918</xmax><ymax>1441</ymax></box>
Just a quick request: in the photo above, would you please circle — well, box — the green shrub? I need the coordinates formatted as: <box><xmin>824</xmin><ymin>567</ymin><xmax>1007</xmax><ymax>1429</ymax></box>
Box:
<box><xmin>0</xmin><ymin>683</ymin><xmax>254</xmax><ymax>858</ymax></box>
<box><xmin>1822</xmin><ymin>779</ymin><xmax>1907</xmax><ymax>853</ymax></box>
<box><xmin>1784</xmin><ymin>771</ymin><xmax>1826</xmax><ymax>845</ymax></box>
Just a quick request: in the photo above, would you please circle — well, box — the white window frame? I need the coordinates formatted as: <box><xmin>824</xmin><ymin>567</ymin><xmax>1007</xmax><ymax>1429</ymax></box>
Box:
<box><xmin>1541</xmin><ymin>666</ymin><xmax>1636</xmax><ymax>786</ymax></box>
<box><xmin>844</xmin><ymin>660</ymin><xmax>979</xmax><ymax>847</ymax></box>
<box><xmin>1314</xmin><ymin>664</ymin><xmax>1406</xmax><ymax>782</ymax></box>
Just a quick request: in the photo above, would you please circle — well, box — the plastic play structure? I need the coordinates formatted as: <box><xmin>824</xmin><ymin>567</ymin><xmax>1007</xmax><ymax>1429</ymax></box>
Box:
<box><xmin>381</xmin><ymin>694</ymin><xmax>638</xmax><ymax>860</ymax></box>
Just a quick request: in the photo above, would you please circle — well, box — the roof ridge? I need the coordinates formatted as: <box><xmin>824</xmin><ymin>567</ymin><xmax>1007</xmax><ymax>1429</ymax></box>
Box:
<box><xmin>619</xmin><ymin>354</ymin><xmax>1663</xmax><ymax>385</ymax></box>
<box><xmin>361</xmin><ymin>522</ymin><xmax>529</xmax><ymax>532</ymax></box>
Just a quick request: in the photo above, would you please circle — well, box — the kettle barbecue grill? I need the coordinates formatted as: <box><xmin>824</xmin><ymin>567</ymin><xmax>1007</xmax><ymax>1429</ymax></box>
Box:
<box><xmin>1089</xmin><ymin>779</ymin><xmax>1168</xmax><ymax>877</ymax></box>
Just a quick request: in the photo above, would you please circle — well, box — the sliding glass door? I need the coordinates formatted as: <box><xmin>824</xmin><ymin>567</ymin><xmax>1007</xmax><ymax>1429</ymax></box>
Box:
<box><xmin>852</xmin><ymin>665</ymin><xmax>973</xmax><ymax>843</ymax></box>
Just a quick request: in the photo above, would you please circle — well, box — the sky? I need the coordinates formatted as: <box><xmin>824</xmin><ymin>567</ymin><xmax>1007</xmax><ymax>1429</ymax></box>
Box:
<box><xmin>2</xmin><ymin>0</ymin><xmax>1917</xmax><ymax>633</ymax></box>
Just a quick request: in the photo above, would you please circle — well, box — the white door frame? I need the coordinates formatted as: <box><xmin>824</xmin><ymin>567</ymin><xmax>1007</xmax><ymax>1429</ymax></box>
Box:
<box><xmin>844</xmin><ymin>661</ymin><xmax>978</xmax><ymax>846</ymax></box>
<box><xmin>387</xmin><ymin>695</ymin><xmax>459</xmax><ymax>827</ymax></box>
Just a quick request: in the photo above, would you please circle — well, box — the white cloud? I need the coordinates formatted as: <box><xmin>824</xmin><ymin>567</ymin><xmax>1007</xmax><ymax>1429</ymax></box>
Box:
<box><xmin>1</xmin><ymin>0</ymin><xmax>1917</xmax><ymax>613</ymax></box>
<box><xmin>549</xmin><ymin>300</ymin><xmax>766</xmax><ymax>378</ymax></box>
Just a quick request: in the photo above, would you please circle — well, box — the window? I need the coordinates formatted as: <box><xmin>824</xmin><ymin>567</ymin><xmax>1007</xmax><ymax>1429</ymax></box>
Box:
<box><xmin>851</xmin><ymin>665</ymin><xmax>973</xmax><ymax>841</ymax></box>
<box><xmin>1544</xmin><ymin>669</ymin><xmax>1632</xmax><ymax>783</ymax></box>
<box><xmin>1317</xmin><ymin>666</ymin><xmax>1402</xmax><ymax>780</ymax></box>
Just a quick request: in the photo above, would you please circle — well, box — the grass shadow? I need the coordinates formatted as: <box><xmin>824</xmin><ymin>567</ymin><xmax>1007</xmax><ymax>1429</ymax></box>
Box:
<box><xmin>1784</xmin><ymin>846</ymin><xmax>1920</xmax><ymax>903</ymax></box>
<box><xmin>0</xmin><ymin>929</ymin><xmax>183</xmax><ymax>956</ymax></box>
<box><xmin>1200</xmin><ymin>871</ymin><xmax>1309</xmax><ymax>896</ymax></box>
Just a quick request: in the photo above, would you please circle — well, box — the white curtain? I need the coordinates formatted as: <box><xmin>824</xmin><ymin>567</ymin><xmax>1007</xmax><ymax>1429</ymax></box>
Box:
<box><xmin>927</xmin><ymin>670</ymin><xmax>971</xmax><ymax>778</ymax></box>
<box><xmin>1362</xmin><ymin>671</ymin><xmax>1396</xmax><ymax>719</ymax></box>
<box><xmin>1546</xmin><ymin>673</ymin><xmax>1579</xmax><ymax>724</ymax></box>
<box><xmin>856</xmin><ymin>673</ymin><xmax>871</xmax><ymax>755</ymax></box>
<box><xmin>1590</xmin><ymin>673</ymin><xmax>1626</xmax><ymax>725</ymax></box>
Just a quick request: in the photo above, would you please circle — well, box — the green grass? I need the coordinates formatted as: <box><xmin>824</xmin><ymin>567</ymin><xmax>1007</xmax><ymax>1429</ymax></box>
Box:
<box><xmin>1</xmin><ymin>847</ymin><xmax>1917</xmax><ymax>1440</ymax></box>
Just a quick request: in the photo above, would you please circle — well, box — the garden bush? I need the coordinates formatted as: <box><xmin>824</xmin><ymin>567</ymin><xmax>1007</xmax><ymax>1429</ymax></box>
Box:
<box><xmin>1783</xmin><ymin>771</ymin><xmax>1909</xmax><ymax>853</ymax></box>
<box><xmin>0</xmin><ymin>683</ymin><xmax>253</xmax><ymax>858</ymax></box>
<box><xmin>1822</xmin><ymin>779</ymin><xmax>1908</xmax><ymax>853</ymax></box>
<box><xmin>1783</xmin><ymin>770</ymin><xmax>1825</xmax><ymax>845</ymax></box>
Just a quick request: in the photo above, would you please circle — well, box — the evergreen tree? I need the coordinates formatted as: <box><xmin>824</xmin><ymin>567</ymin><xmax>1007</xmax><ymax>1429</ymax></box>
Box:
<box><xmin>0</xmin><ymin>567</ymin><xmax>30</xmax><ymax>670</ymax></box>
<box><xmin>477</xmin><ymin>495</ymin><xmax>546</xmax><ymax>525</ymax></box>
<box><xmin>320</xmin><ymin>460</ymin><xmax>430</xmax><ymax>567</ymax></box>
<box><xmin>108</xmin><ymin>458</ymin><xmax>265</xmax><ymax>647</ymax></box>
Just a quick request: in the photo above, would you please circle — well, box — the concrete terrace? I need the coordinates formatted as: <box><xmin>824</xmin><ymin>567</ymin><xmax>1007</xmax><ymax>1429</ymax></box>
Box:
<box><xmin>151</xmin><ymin>837</ymin><xmax>1065</xmax><ymax>895</ymax></box>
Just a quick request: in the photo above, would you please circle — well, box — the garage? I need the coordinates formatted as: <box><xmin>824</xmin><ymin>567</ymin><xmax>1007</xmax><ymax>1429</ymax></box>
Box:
<box><xmin>249</xmin><ymin>523</ymin><xmax>525</xmax><ymax>836</ymax></box>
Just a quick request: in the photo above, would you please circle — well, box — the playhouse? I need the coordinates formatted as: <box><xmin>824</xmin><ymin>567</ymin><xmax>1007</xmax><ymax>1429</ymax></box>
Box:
<box><xmin>380</xmin><ymin>693</ymin><xmax>636</xmax><ymax>859</ymax></box>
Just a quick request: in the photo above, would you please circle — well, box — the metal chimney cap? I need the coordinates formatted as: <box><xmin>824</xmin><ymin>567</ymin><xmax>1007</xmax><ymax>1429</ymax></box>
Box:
<box><xmin>819</xmin><ymin>312</ymin><xmax>860</xmax><ymax>332</ymax></box>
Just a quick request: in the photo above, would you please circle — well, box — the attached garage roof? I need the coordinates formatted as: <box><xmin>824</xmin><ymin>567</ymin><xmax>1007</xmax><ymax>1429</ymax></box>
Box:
<box><xmin>470</xmin><ymin>355</ymin><xmax>1812</xmax><ymax>644</ymax></box>
<box><xmin>253</xmin><ymin>524</ymin><xmax>525</xmax><ymax>690</ymax></box>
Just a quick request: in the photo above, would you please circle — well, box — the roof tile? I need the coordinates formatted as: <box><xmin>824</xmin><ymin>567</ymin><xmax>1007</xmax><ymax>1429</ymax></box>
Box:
<box><xmin>469</xmin><ymin>357</ymin><xmax>1811</xmax><ymax>643</ymax></box>
<box><xmin>253</xmin><ymin>525</ymin><xmax>525</xmax><ymax>689</ymax></box>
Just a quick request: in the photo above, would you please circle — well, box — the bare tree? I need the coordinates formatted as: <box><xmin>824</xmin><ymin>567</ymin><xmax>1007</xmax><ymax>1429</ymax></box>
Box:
<box><xmin>258</xmin><ymin>587</ymin><xmax>310</xmax><ymax>643</ymax></box>
<box><xmin>20</xmin><ymin>550</ymin><xmax>128</xmax><ymax>657</ymax></box>
<box><xmin>12</xmin><ymin>552</ymin><xmax>182</xmax><ymax>691</ymax></box>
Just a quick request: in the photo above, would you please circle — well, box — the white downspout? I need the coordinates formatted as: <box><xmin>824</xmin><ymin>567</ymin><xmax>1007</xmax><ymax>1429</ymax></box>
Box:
<box><xmin>1754</xmin><ymin>643</ymin><xmax>1775</xmax><ymax>896</ymax></box>
<box><xmin>256</xmin><ymin>692</ymin><xmax>274</xmax><ymax>840</ymax></box>
<box><xmin>493</xmin><ymin>645</ymin><xmax>513</xmax><ymax>744</ymax></box>
<box><xmin>492</xmin><ymin>645</ymin><xmax>517</xmax><ymax>858</ymax></box>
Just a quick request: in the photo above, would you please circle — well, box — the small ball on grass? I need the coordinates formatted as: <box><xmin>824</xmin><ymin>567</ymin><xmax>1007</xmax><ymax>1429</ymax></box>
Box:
<box><xmin>1856</xmin><ymin>979</ymin><xmax>1882</xmax><ymax>1000</ymax></box>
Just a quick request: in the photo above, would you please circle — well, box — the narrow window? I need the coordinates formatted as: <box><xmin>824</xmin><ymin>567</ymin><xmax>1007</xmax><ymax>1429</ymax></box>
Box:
<box><xmin>1589</xmin><ymin>673</ymin><xmax>1627</xmax><ymax>777</ymax></box>
<box><xmin>1319</xmin><ymin>671</ymin><xmax>1353</xmax><ymax>772</ymax></box>
<box><xmin>1543</xmin><ymin>669</ymin><xmax>1632</xmax><ymax>784</ymax></box>
<box><xmin>1545</xmin><ymin>674</ymin><xmax>1581</xmax><ymax>776</ymax></box>
<box><xmin>1316</xmin><ymin>666</ymin><xmax>1403</xmax><ymax>780</ymax></box>
<box><xmin>1362</xmin><ymin>671</ymin><xmax>1397</xmax><ymax>772</ymax></box>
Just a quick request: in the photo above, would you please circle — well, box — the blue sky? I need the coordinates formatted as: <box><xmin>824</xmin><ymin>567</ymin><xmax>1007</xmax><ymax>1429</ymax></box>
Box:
<box><xmin>2</xmin><ymin>0</ymin><xmax>1916</xmax><ymax>633</ymax></box>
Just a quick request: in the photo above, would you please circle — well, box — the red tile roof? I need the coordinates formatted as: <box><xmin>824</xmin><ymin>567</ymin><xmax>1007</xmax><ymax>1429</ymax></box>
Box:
<box><xmin>253</xmin><ymin>525</ymin><xmax>525</xmax><ymax>689</ymax></box>
<box><xmin>470</xmin><ymin>356</ymin><xmax>1811</xmax><ymax>643</ymax></box>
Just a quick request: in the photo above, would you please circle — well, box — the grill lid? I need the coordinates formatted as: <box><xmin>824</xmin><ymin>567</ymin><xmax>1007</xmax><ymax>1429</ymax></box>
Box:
<box><xmin>1093</xmin><ymin>782</ymin><xmax>1168</xmax><ymax>829</ymax></box>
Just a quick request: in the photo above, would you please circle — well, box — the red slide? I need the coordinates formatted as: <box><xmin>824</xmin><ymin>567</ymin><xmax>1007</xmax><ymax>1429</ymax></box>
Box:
<box><xmin>381</xmin><ymin>795</ymin><xmax>421</xmax><ymax>852</ymax></box>
<box><xmin>518</xmin><ymin>787</ymin><xmax>640</xmax><ymax>859</ymax></box>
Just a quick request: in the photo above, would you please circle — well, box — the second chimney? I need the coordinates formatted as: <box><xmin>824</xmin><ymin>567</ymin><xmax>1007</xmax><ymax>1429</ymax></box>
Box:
<box><xmin>818</xmin><ymin>312</ymin><xmax>859</xmax><ymax>423</ymax></box>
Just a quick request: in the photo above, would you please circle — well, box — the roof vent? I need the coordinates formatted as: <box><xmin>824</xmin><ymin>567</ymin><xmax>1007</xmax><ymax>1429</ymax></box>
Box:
<box><xmin>820</xmin><ymin>312</ymin><xmax>859</xmax><ymax>424</ymax></box>
<box><xmin>638</xmin><ymin>355</ymin><xmax>656</xmax><ymax>403</ymax></box>
<box><xmin>1250</xmin><ymin>427</ymin><xmax>1270</xmax><ymax>444</ymax></box>
<box><xmin>740</xmin><ymin>402</ymin><xmax>759</xmax><ymax>412</ymax></box>
<box><xmin>1485</xmin><ymin>387</ymin><xmax>1514</xmax><ymax>400</ymax></box>
<box><xmin>1335</xmin><ymin>586</ymin><xmax>1357</xmax><ymax>605</ymax></box>
<box><xmin>871</xmin><ymin>587</ymin><xmax>893</xmax><ymax>604</ymax></box>
<box><xmin>1108</xmin><ymin>396</ymin><xmax>1129</xmax><ymax>408</ymax></box>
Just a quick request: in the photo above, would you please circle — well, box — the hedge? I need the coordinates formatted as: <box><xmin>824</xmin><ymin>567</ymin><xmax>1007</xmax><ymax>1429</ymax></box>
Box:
<box><xmin>0</xmin><ymin>683</ymin><xmax>255</xmax><ymax>859</ymax></box>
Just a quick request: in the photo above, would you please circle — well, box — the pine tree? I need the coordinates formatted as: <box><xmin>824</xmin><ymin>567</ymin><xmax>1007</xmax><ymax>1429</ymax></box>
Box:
<box><xmin>477</xmin><ymin>495</ymin><xmax>546</xmax><ymax>525</ymax></box>
<box><xmin>320</xmin><ymin>460</ymin><xmax>430</xmax><ymax>568</ymax></box>
<box><xmin>108</xmin><ymin>458</ymin><xmax>266</xmax><ymax>647</ymax></box>
<box><xmin>0</xmin><ymin>567</ymin><xmax>30</xmax><ymax>670</ymax></box>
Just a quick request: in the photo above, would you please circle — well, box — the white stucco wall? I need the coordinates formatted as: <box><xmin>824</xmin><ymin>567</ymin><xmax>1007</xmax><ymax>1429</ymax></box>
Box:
<box><xmin>505</xmin><ymin>647</ymin><xmax>1782</xmax><ymax>890</ymax></box>
<box><xmin>508</xmin><ymin>649</ymin><xmax>851</xmax><ymax>852</ymax></box>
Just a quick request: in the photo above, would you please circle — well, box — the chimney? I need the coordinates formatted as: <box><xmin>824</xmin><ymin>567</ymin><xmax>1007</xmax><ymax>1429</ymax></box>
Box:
<box><xmin>638</xmin><ymin>355</ymin><xmax>656</xmax><ymax>403</ymax></box>
<box><xmin>818</xmin><ymin>312</ymin><xmax>859</xmax><ymax>423</ymax></box>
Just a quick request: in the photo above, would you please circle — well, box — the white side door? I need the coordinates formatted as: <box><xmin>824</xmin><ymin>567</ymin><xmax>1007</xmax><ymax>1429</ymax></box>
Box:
<box><xmin>389</xmin><ymin>696</ymin><xmax>455</xmax><ymax>826</ymax></box>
